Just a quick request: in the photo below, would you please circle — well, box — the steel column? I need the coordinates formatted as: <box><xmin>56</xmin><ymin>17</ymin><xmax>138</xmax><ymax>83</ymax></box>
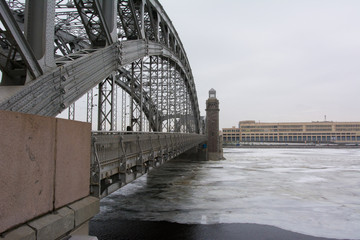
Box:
<box><xmin>0</xmin><ymin>0</ymin><xmax>42</xmax><ymax>85</ymax></box>
<box><xmin>98</xmin><ymin>74</ymin><xmax>116</xmax><ymax>131</ymax></box>
<box><xmin>130</xmin><ymin>58</ymin><xmax>143</xmax><ymax>131</ymax></box>
<box><xmin>87</xmin><ymin>89</ymin><xmax>94</xmax><ymax>123</ymax></box>
<box><xmin>100</xmin><ymin>0</ymin><xmax>118</xmax><ymax>43</ymax></box>
<box><xmin>24</xmin><ymin>0</ymin><xmax>55</xmax><ymax>73</ymax></box>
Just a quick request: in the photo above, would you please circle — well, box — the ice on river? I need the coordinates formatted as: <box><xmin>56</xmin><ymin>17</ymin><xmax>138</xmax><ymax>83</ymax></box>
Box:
<box><xmin>96</xmin><ymin>148</ymin><xmax>360</xmax><ymax>240</ymax></box>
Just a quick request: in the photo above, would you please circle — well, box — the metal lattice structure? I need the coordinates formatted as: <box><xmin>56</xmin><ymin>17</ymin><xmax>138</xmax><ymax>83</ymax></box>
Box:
<box><xmin>0</xmin><ymin>0</ymin><xmax>201</xmax><ymax>133</ymax></box>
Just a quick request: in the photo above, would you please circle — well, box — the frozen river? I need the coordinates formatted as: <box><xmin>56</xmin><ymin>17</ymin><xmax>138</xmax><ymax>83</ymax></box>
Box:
<box><xmin>91</xmin><ymin>148</ymin><xmax>360</xmax><ymax>240</ymax></box>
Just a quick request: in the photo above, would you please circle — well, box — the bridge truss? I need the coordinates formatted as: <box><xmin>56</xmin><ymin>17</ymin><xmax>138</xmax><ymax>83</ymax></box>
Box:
<box><xmin>0</xmin><ymin>0</ymin><xmax>202</xmax><ymax>133</ymax></box>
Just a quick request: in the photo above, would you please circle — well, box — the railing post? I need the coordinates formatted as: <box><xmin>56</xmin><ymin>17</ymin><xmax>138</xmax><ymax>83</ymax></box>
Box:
<box><xmin>90</xmin><ymin>135</ymin><xmax>101</xmax><ymax>198</ymax></box>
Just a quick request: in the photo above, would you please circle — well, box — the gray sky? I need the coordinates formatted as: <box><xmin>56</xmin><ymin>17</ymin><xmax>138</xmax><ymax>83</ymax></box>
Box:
<box><xmin>160</xmin><ymin>0</ymin><xmax>360</xmax><ymax>129</ymax></box>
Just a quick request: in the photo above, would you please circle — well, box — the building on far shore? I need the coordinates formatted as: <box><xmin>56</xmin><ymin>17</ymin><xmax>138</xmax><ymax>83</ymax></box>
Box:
<box><xmin>223</xmin><ymin>120</ymin><xmax>360</xmax><ymax>144</ymax></box>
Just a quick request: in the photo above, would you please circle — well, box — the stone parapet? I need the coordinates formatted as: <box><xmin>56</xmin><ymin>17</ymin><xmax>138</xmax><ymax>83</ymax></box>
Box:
<box><xmin>0</xmin><ymin>110</ymin><xmax>93</xmax><ymax>236</ymax></box>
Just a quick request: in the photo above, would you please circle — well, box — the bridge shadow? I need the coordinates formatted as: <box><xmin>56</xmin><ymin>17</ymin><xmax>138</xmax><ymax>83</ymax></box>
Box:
<box><xmin>90</xmin><ymin>219</ymin><xmax>338</xmax><ymax>240</ymax></box>
<box><xmin>91</xmin><ymin>157</ymin><xmax>204</xmax><ymax>221</ymax></box>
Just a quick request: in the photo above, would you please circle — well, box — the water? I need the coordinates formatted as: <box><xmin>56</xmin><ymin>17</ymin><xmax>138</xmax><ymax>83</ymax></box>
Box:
<box><xmin>90</xmin><ymin>148</ymin><xmax>360</xmax><ymax>240</ymax></box>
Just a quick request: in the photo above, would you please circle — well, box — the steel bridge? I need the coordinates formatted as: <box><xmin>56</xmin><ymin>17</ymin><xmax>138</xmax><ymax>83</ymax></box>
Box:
<box><xmin>0</xmin><ymin>0</ymin><xmax>206</xmax><ymax>198</ymax></box>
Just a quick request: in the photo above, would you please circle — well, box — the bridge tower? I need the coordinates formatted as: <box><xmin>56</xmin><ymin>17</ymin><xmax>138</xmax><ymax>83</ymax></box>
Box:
<box><xmin>206</xmin><ymin>88</ymin><xmax>223</xmax><ymax>160</ymax></box>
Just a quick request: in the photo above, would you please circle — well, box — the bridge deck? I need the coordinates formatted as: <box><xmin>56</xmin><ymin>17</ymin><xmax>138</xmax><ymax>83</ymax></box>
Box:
<box><xmin>91</xmin><ymin>132</ymin><xmax>206</xmax><ymax>198</ymax></box>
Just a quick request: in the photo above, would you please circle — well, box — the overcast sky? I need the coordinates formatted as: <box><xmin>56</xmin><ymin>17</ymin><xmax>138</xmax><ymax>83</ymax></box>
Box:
<box><xmin>160</xmin><ymin>0</ymin><xmax>360</xmax><ymax>128</ymax></box>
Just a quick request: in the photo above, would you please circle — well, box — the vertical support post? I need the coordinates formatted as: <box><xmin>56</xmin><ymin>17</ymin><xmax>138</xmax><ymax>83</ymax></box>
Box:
<box><xmin>87</xmin><ymin>89</ymin><xmax>93</xmax><ymax>124</ymax></box>
<box><xmin>166</xmin><ymin>59</ymin><xmax>170</xmax><ymax>132</ymax></box>
<box><xmin>121</xmin><ymin>87</ymin><xmax>127</xmax><ymax>131</ymax></box>
<box><xmin>179</xmin><ymin>72</ymin><xmax>185</xmax><ymax>132</ymax></box>
<box><xmin>109</xmin><ymin>75</ymin><xmax>116</xmax><ymax>131</ymax></box>
<box><xmin>155</xmin><ymin>12</ymin><xmax>160</xmax><ymax>41</ymax></box>
<box><xmin>98</xmin><ymin>74</ymin><xmax>116</xmax><ymax>131</ymax></box>
<box><xmin>174</xmin><ymin>66</ymin><xmax>178</xmax><ymax>132</ymax></box>
<box><xmin>159</xmin><ymin>58</ymin><xmax>165</xmax><ymax>132</ymax></box>
<box><xmin>155</xmin><ymin>56</ymin><xmax>160</xmax><ymax>131</ymax></box>
<box><xmin>159</xmin><ymin>57</ymin><xmax>169</xmax><ymax>132</ymax></box>
<box><xmin>168</xmin><ymin>60</ymin><xmax>175</xmax><ymax>132</ymax></box>
<box><xmin>109</xmin><ymin>76</ymin><xmax>115</xmax><ymax>131</ymax></box>
<box><xmin>98</xmin><ymin>81</ymin><xmax>106</xmax><ymax>131</ymax></box>
<box><xmin>149</xmin><ymin>56</ymin><xmax>153</xmax><ymax>131</ymax></box>
<box><xmin>139</xmin><ymin>62</ymin><xmax>143</xmax><ymax>132</ymax></box>
<box><xmin>113</xmin><ymin>82</ymin><xmax>118</xmax><ymax>131</ymax></box>
<box><xmin>24</xmin><ymin>0</ymin><xmax>55</xmax><ymax>76</ymax></box>
<box><xmin>129</xmin><ymin>64</ymin><xmax>134</xmax><ymax>130</ymax></box>
<box><xmin>185</xmin><ymin>89</ymin><xmax>189</xmax><ymax>133</ymax></box>
<box><xmin>140</xmin><ymin>0</ymin><xmax>145</xmax><ymax>39</ymax></box>
<box><xmin>100</xmin><ymin>0</ymin><xmax>118</xmax><ymax>43</ymax></box>
<box><xmin>130</xmin><ymin>59</ymin><xmax>143</xmax><ymax>131</ymax></box>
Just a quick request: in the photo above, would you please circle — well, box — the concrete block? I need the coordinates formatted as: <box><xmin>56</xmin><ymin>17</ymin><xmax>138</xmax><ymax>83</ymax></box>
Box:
<box><xmin>28</xmin><ymin>207</ymin><xmax>74</xmax><ymax>240</ymax></box>
<box><xmin>68</xmin><ymin>197</ymin><xmax>99</xmax><ymax>227</ymax></box>
<box><xmin>208</xmin><ymin>152</ymin><xmax>220</xmax><ymax>161</ymax></box>
<box><xmin>54</xmin><ymin>119</ymin><xmax>91</xmax><ymax>209</ymax></box>
<box><xmin>70</xmin><ymin>236</ymin><xmax>98</xmax><ymax>240</ymax></box>
<box><xmin>1</xmin><ymin>225</ymin><xmax>35</xmax><ymax>240</ymax></box>
<box><xmin>70</xmin><ymin>221</ymin><xmax>89</xmax><ymax>235</ymax></box>
<box><xmin>0</xmin><ymin>110</ymin><xmax>55</xmax><ymax>233</ymax></box>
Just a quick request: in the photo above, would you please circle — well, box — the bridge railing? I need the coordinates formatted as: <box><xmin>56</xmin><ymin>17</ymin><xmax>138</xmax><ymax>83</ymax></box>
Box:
<box><xmin>91</xmin><ymin>131</ymin><xmax>206</xmax><ymax>198</ymax></box>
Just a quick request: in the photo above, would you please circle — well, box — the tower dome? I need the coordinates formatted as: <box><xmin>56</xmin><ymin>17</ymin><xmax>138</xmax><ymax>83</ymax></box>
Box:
<box><xmin>209</xmin><ymin>88</ymin><xmax>216</xmax><ymax>98</ymax></box>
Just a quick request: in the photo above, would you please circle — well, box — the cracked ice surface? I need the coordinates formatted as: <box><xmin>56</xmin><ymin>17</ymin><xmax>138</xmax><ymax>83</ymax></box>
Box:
<box><xmin>97</xmin><ymin>148</ymin><xmax>360</xmax><ymax>239</ymax></box>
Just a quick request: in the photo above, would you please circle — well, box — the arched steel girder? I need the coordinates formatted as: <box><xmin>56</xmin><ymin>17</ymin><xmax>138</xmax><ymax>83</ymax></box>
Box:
<box><xmin>0</xmin><ymin>40</ymin><xmax>201</xmax><ymax>133</ymax></box>
<box><xmin>160</xmin><ymin>114</ymin><xmax>192</xmax><ymax>133</ymax></box>
<box><xmin>115</xmin><ymin>68</ymin><xmax>160</xmax><ymax>131</ymax></box>
<box><xmin>0</xmin><ymin>0</ymin><xmax>201</xmax><ymax>133</ymax></box>
<box><xmin>117</xmin><ymin>56</ymin><xmax>194</xmax><ymax>133</ymax></box>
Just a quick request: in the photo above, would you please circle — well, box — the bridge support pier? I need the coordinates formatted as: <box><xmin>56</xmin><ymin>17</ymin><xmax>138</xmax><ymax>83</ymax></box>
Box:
<box><xmin>176</xmin><ymin>144</ymin><xmax>207</xmax><ymax>161</ymax></box>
